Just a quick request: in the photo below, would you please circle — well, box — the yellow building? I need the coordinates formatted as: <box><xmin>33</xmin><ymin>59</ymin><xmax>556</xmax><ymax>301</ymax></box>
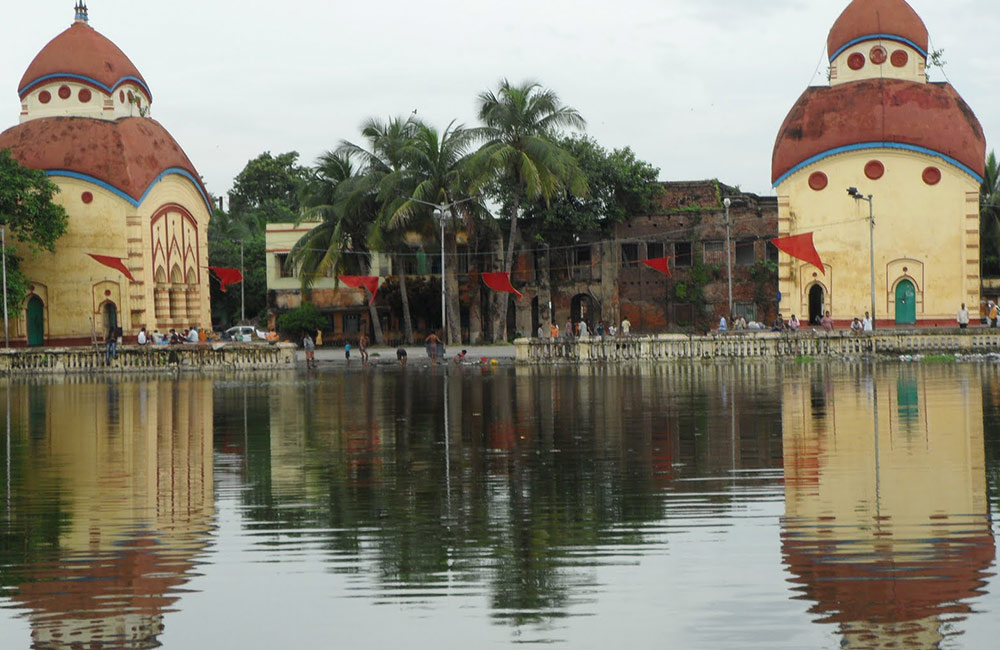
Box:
<box><xmin>781</xmin><ymin>365</ymin><xmax>992</xmax><ymax>648</ymax></box>
<box><xmin>0</xmin><ymin>4</ymin><xmax>212</xmax><ymax>346</ymax></box>
<box><xmin>265</xmin><ymin>222</ymin><xmax>392</xmax><ymax>341</ymax></box>
<box><xmin>772</xmin><ymin>0</ymin><xmax>985</xmax><ymax>327</ymax></box>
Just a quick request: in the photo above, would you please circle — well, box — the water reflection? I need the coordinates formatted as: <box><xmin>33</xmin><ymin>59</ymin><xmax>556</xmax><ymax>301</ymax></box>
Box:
<box><xmin>238</xmin><ymin>364</ymin><xmax>784</xmax><ymax>630</ymax></box>
<box><xmin>0</xmin><ymin>378</ymin><xmax>214</xmax><ymax>649</ymax></box>
<box><xmin>781</xmin><ymin>364</ymin><xmax>994</xmax><ymax>648</ymax></box>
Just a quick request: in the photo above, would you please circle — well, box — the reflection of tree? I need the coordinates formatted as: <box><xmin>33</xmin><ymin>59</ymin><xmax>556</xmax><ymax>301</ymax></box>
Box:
<box><xmin>245</xmin><ymin>363</ymin><xmax>784</xmax><ymax>629</ymax></box>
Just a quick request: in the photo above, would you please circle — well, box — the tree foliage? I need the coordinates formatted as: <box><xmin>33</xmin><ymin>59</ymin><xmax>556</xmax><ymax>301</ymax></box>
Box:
<box><xmin>0</xmin><ymin>149</ymin><xmax>70</xmax><ymax>311</ymax></box>
<box><xmin>982</xmin><ymin>151</ymin><xmax>1000</xmax><ymax>276</ymax></box>
<box><xmin>276</xmin><ymin>302</ymin><xmax>327</xmax><ymax>337</ymax></box>
<box><xmin>519</xmin><ymin>135</ymin><xmax>661</xmax><ymax>246</ymax></box>
<box><xmin>227</xmin><ymin>151</ymin><xmax>308</xmax><ymax>228</ymax></box>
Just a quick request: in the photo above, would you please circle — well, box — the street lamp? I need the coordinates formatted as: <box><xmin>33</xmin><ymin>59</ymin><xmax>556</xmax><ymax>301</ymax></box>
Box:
<box><xmin>724</xmin><ymin>198</ymin><xmax>733</xmax><ymax>318</ymax></box>
<box><xmin>847</xmin><ymin>187</ymin><xmax>876</xmax><ymax>330</ymax></box>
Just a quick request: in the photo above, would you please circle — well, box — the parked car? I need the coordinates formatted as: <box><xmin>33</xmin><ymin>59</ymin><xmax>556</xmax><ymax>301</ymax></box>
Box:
<box><xmin>224</xmin><ymin>325</ymin><xmax>260</xmax><ymax>343</ymax></box>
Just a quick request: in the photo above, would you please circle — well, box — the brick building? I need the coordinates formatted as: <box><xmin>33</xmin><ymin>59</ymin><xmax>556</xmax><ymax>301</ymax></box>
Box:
<box><xmin>511</xmin><ymin>180</ymin><xmax>779</xmax><ymax>336</ymax></box>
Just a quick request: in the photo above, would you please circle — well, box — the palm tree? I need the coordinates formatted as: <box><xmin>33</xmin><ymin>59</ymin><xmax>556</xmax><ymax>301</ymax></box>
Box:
<box><xmin>472</xmin><ymin>80</ymin><xmax>588</xmax><ymax>276</ymax></box>
<box><xmin>338</xmin><ymin>117</ymin><xmax>421</xmax><ymax>344</ymax></box>
<box><xmin>982</xmin><ymin>151</ymin><xmax>1000</xmax><ymax>277</ymax></box>
<box><xmin>290</xmin><ymin>152</ymin><xmax>385</xmax><ymax>344</ymax></box>
<box><xmin>391</xmin><ymin>119</ymin><xmax>482</xmax><ymax>344</ymax></box>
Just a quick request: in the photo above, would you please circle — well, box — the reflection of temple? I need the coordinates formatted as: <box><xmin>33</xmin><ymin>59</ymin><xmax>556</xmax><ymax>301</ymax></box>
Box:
<box><xmin>781</xmin><ymin>365</ymin><xmax>993</xmax><ymax>649</ymax></box>
<box><xmin>3</xmin><ymin>379</ymin><xmax>214</xmax><ymax>649</ymax></box>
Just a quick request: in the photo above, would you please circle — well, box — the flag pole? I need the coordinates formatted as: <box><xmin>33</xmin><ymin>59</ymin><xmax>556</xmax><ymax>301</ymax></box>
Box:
<box><xmin>2</xmin><ymin>226</ymin><xmax>9</xmax><ymax>348</ymax></box>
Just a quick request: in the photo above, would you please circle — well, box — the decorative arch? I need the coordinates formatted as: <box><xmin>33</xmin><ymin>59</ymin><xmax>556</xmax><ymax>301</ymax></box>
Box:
<box><xmin>887</xmin><ymin>258</ymin><xmax>925</xmax><ymax>320</ymax></box>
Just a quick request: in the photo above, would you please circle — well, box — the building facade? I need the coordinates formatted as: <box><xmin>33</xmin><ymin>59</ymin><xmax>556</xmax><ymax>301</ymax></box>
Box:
<box><xmin>267</xmin><ymin>181</ymin><xmax>778</xmax><ymax>342</ymax></box>
<box><xmin>772</xmin><ymin>0</ymin><xmax>986</xmax><ymax>327</ymax></box>
<box><xmin>0</xmin><ymin>4</ymin><xmax>212</xmax><ymax>345</ymax></box>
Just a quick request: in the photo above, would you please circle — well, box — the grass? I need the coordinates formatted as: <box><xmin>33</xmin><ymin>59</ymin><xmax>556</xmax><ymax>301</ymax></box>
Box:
<box><xmin>794</xmin><ymin>356</ymin><xmax>815</xmax><ymax>364</ymax></box>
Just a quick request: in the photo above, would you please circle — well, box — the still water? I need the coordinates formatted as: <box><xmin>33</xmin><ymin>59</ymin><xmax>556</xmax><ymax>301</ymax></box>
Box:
<box><xmin>0</xmin><ymin>362</ymin><xmax>997</xmax><ymax>649</ymax></box>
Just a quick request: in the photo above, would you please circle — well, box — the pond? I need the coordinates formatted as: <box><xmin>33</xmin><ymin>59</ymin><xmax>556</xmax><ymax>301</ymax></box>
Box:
<box><xmin>0</xmin><ymin>362</ymin><xmax>997</xmax><ymax>648</ymax></box>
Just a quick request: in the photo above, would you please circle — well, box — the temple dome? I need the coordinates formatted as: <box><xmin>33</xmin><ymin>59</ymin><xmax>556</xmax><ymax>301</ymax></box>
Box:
<box><xmin>18</xmin><ymin>20</ymin><xmax>150</xmax><ymax>101</ymax></box>
<box><xmin>827</xmin><ymin>0</ymin><xmax>929</xmax><ymax>61</ymax></box>
<box><xmin>772</xmin><ymin>78</ymin><xmax>985</xmax><ymax>185</ymax></box>
<box><xmin>0</xmin><ymin>117</ymin><xmax>209</xmax><ymax>211</ymax></box>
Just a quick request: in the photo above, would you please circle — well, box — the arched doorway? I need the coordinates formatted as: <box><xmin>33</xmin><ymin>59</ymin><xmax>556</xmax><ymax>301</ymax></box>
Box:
<box><xmin>571</xmin><ymin>294</ymin><xmax>598</xmax><ymax>330</ymax></box>
<box><xmin>895</xmin><ymin>279</ymin><xmax>917</xmax><ymax>325</ymax></box>
<box><xmin>102</xmin><ymin>301</ymin><xmax>118</xmax><ymax>336</ymax></box>
<box><xmin>808</xmin><ymin>285</ymin><xmax>824</xmax><ymax>325</ymax></box>
<box><xmin>530</xmin><ymin>297</ymin><xmax>540</xmax><ymax>337</ymax></box>
<box><xmin>26</xmin><ymin>295</ymin><xmax>44</xmax><ymax>347</ymax></box>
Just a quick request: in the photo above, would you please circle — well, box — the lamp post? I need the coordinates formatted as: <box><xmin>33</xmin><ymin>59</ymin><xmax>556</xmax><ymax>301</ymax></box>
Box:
<box><xmin>724</xmin><ymin>198</ymin><xmax>733</xmax><ymax>318</ymax></box>
<box><xmin>848</xmin><ymin>187</ymin><xmax>876</xmax><ymax>330</ymax></box>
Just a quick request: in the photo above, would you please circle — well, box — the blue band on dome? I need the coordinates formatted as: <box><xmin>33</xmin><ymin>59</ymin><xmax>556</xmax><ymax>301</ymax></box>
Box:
<box><xmin>19</xmin><ymin>73</ymin><xmax>152</xmax><ymax>101</ymax></box>
<box><xmin>46</xmin><ymin>168</ymin><xmax>212</xmax><ymax>214</ymax></box>
<box><xmin>773</xmin><ymin>142</ymin><xmax>983</xmax><ymax>187</ymax></box>
<box><xmin>829</xmin><ymin>34</ymin><xmax>928</xmax><ymax>61</ymax></box>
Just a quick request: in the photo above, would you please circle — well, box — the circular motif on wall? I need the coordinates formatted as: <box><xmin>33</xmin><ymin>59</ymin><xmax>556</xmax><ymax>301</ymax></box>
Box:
<box><xmin>809</xmin><ymin>172</ymin><xmax>828</xmax><ymax>191</ymax></box>
<box><xmin>923</xmin><ymin>166</ymin><xmax>942</xmax><ymax>185</ymax></box>
<box><xmin>104</xmin><ymin>290</ymin><xmax>111</xmax><ymax>297</ymax></box>
<box><xmin>870</xmin><ymin>46</ymin><xmax>888</xmax><ymax>65</ymax></box>
<box><xmin>81</xmin><ymin>191</ymin><xmax>93</xmax><ymax>204</ymax></box>
<box><xmin>891</xmin><ymin>49</ymin><xmax>909</xmax><ymax>68</ymax></box>
<box><xmin>38</xmin><ymin>90</ymin><xmax>51</xmax><ymax>104</ymax></box>
<box><xmin>58</xmin><ymin>85</ymin><xmax>71</xmax><ymax>100</ymax></box>
<box><xmin>864</xmin><ymin>160</ymin><xmax>885</xmax><ymax>180</ymax></box>
<box><xmin>78</xmin><ymin>88</ymin><xmax>92</xmax><ymax>103</ymax></box>
<box><xmin>847</xmin><ymin>53</ymin><xmax>865</xmax><ymax>70</ymax></box>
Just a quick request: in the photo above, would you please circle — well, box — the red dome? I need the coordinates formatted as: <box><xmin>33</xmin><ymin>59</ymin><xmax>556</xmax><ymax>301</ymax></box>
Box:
<box><xmin>0</xmin><ymin>117</ymin><xmax>209</xmax><ymax>211</ymax></box>
<box><xmin>828</xmin><ymin>0</ymin><xmax>929</xmax><ymax>60</ymax></box>
<box><xmin>18</xmin><ymin>22</ymin><xmax>150</xmax><ymax>100</ymax></box>
<box><xmin>772</xmin><ymin>79</ymin><xmax>985</xmax><ymax>185</ymax></box>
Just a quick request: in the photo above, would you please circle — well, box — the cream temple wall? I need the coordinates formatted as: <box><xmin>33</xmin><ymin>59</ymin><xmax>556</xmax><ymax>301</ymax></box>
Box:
<box><xmin>0</xmin><ymin>7</ymin><xmax>212</xmax><ymax>345</ymax></box>
<box><xmin>775</xmin><ymin>151</ymin><xmax>980</xmax><ymax>324</ymax></box>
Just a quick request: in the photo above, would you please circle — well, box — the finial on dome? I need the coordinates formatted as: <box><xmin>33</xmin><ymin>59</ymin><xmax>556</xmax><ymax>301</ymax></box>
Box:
<box><xmin>74</xmin><ymin>1</ymin><xmax>89</xmax><ymax>24</ymax></box>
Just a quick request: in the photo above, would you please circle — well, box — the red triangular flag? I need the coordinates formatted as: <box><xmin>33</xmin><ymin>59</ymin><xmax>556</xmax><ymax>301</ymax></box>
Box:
<box><xmin>209</xmin><ymin>267</ymin><xmax>243</xmax><ymax>292</ymax></box>
<box><xmin>642</xmin><ymin>257</ymin><xmax>672</xmax><ymax>276</ymax></box>
<box><xmin>88</xmin><ymin>254</ymin><xmax>136</xmax><ymax>282</ymax></box>
<box><xmin>771</xmin><ymin>233</ymin><xmax>825</xmax><ymax>275</ymax></box>
<box><xmin>339</xmin><ymin>275</ymin><xmax>380</xmax><ymax>300</ymax></box>
<box><xmin>482</xmin><ymin>272</ymin><xmax>522</xmax><ymax>300</ymax></box>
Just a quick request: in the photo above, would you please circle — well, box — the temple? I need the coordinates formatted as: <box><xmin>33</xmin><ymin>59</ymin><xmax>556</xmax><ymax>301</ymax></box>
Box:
<box><xmin>0</xmin><ymin>3</ymin><xmax>212</xmax><ymax>345</ymax></box>
<box><xmin>772</xmin><ymin>0</ymin><xmax>985</xmax><ymax>327</ymax></box>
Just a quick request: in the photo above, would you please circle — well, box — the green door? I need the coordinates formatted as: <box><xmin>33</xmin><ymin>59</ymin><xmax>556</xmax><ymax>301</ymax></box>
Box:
<box><xmin>26</xmin><ymin>295</ymin><xmax>44</xmax><ymax>347</ymax></box>
<box><xmin>895</xmin><ymin>280</ymin><xmax>917</xmax><ymax>325</ymax></box>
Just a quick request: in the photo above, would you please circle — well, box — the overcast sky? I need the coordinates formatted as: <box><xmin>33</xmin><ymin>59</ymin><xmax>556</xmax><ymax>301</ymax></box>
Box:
<box><xmin>1</xmin><ymin>0</ymin><xmax>998</xmax><ymax>200</ymax></box>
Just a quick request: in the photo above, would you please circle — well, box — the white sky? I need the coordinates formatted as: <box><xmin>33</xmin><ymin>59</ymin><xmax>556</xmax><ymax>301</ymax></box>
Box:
<box><xmin>1</xmin><ymin>0</ymin><xmax>998</xmax><ymax>200</ymax></box>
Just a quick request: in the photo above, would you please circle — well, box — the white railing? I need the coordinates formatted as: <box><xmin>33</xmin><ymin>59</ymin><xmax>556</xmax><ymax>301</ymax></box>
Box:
<box><xmin>516</xmin><ymin>330</ymin><xmax>1000</xmax><ymax>363</ymax></box>
<box><xmin>0</xmin><ymin>343</ymin><xmax>297</xmax><ymax>374</ymax></box>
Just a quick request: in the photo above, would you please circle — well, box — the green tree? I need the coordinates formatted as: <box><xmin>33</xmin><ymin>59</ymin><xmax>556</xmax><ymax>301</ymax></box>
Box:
<box><xmin>207</xmin><ymin>203</ymin><xmax>266</xmax><ymax>327</ymax></box>
<box><xmin>472</xmin><ymin>80</ymin><xmax>588</xmax><ymax>273</ymax></box>
<box><xmin>276</xmin><ymin>302</ymin><xmax>327</xmax><ymax>338</ymax></box>
<box><xmin>0</xmin><ymin>149</ymin><xmax>69</xmax><ymax>311</ymax></box>
<box><xmin>392</xmin><ymin>119</ymin><xmax>483</xmax><ymax>344</ymax></box>
<box><xmin>981</xmin><ymin>151</ymin><xmax>1000</xmax><ymax>276</ymax></box>
<box><xmin>338</xmin><ymin>117</ymin><xmax>422</xmax><ymax>343</ymax></box>
<box><xmin>290</xmin><ymin>153</ymin><xmax>385</xmax><ymax>344</ymax></box>
<box><xmin>228</xmin><ymin>151</ymin><xmax>308</xmax><ymax>229</ymax></box>
<box><xmin>520</xmin><ymin>135</ymin><xmax>661</xmax><ymax>246</ymax></box>
<box><xmin>471</xmin><ymin>80</ymin><xmax>588</xmax><ymax>340</ymax></box>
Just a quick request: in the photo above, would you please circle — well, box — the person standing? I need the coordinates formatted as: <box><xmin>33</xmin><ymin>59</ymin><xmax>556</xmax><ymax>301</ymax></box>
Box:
<box><xmin>621</xmin><ymin>317</ymin><xmax>631</xmax><ymax>337</ymax></box>
<box><xmin>719</xmin><ymin>316</ymin><xmax>728</xmax><ymax>332</ymax></box>
<box><xmin>137</xmin><ymin>327</ymin><xmax>148</xmax><ymax>346</ymax></box>
<box><xmin>302</xmin><ymin>332</ymin><xmax>316</xmax><ymax>368</ymax></box>
<box><xmin>958</xmin><ymin>303</ymin><xmax>970</xmax><ymax>329</ymax></box>
<box><xmin>821</xmin><ymin>311</ymin><xmax>834</xmax><ymax>331</ymax></box>
<box><xmin>359</xmin><ymin>334</ymin><xmax>369</xmax><ymax>364</ymax></box>
<box><xmin>105</xmin><ymin>323</ymin><xmax>117</xmax><ymax>362</ymax></box>
<box><xmin>426</xmin><ymin>332</ymin><xmax>440</xmax><ymax>363</ymax></box>
<box><xmin>550</xmin><ymin>322</ymin><xmax>559</xmax><ymax>339</ymax></box>
<box><xmin>578</xmin><ymin>320</ymin><xmax>589</xmax><ymax>337</ymax></box>
<box><xmin>862</xmin><ymin>311</ymin><xmax>873</xmax><ymax>332</ymax></box>
<box><xmin>990</xmin><ymin>301</ymin><xmax>998</xmax><ymax>328</ymax></box>
<box><xmin>564</xmin><ymin>318</ymin><xmax>574</xmax><ymax>339</ymax></box>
